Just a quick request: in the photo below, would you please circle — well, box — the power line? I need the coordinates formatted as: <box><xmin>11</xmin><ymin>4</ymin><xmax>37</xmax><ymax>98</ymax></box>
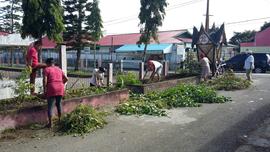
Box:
<box><xmin>225</xmin><ymin>17</ymin><xmax>270</xmax><ymax>25</ymax></box>
<box><xmin>103</xmin><ymin>0</ymin><xmax>205</xmax><ymax>25</ymax></box>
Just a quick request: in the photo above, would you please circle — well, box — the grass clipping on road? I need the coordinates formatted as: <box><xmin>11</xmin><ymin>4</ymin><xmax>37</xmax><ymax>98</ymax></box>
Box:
<box><xmin>206</xmin><ymin>71</ymin><xmax>251</xmax><ymax>91</ymax></box>
<box><xmin>116</xmin><ymin>84</ymin><xmax>230</xmax><ymax>116</ymax></box>
<box><xmin>59</xmin><ymin>105</ymin><xmax>107</xmax><ymax>135</ymax></box>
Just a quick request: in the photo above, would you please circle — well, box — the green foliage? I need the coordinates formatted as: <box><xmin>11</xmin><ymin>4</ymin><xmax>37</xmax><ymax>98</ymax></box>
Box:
<box><xmin>14</xmin><ymin>67</ymin><xmax>34</xmax><ymax>100</ymax></box>
<box><xmin>137</xmin><ymin>0</ymin><xmax>168</xmax><ymax>61</ymax></box>
<box><xmin>206</xmin><ymin>71</ymin><xmax>251</xmax><ymax>91</ymax></box>
<box><xmin>21</xmin><ymin>0</ymin><xmax>64</xmax><ymax>42</ymax></box>
<box><xmin>67</xmin><ymin>70</ymin><xmax>91</xmax><ymax>77</ymax></box>
<box><xmin>65</xmin><ymin>87</ymin><xmax>110</xmax><ymax>99</ymax></box>
<box><xmin>85</xmin><ymin>0</ymin><xmax>103</xmax><ymax>42</ymax></box>
<box><xmin>0</xmin><ymin>0</ymin><xmax>22</xmax><ymax>33</ymax></box>
<box><xmin>177</xmin><ymin>60</ymin><xmax>200</xmax><ymax>76</ymax></box>
<box><xmin>229</xmin><ymin>30</ymin><xmax>256</xmax><ymax>47</ymax></box>
<box><xmin>59</xmin><ymin>104</ymin><xmax>107</xmax><ymax>135</ymax></box>
<box><xmin>260</xmin><ymin>22</ymin><xmax>270</xmax><ymax>32</ymax></box>
<box><xmin>0</xmin><ymin>68</ymin><xmax>45</xmax><ymax>112</ymax></box>
<box><xmin>116</xmin><ymin>84</ymin><xmax>230</xmax><ymax>116</ymax></box>
<box><xmin>115</xmin><ymin>93</ymin><xmax>167</xmax><ymax>116</ymax></box>
<box><xmin>63</xmin><ymin>0</ymin><xmax>103</xmax><ymax>70</ymax></box>
<box><xmin>116</xmin><ymin>72</ymin><xmax>141</xmax><ymax>88</ymax></box>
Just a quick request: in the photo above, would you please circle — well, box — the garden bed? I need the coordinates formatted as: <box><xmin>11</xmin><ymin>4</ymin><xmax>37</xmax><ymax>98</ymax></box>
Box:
<box><xmin>128</xmin><ymin>75</ymin><xmax>200</xmax><ymax>94</ymax></box>
<box><xmin>0</xmin><ymin>89</ymin><xmax>129</xmax><ymax>132</ymax></box>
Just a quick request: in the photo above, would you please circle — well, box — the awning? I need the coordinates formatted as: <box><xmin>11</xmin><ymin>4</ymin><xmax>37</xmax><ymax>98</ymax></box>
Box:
<box><xmin>116</xmin><ymin>44</ymin><xmax>172</xmax><ymax>54</ymax></box>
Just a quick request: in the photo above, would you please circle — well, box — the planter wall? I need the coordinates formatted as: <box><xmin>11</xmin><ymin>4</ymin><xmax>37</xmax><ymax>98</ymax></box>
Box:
<box><xmin>128</xmin><ymin>76</ymin><xmax>200</xmax><ymax>94</ymax></box>
<box><xmin>0</xmin><ymin>89</ymin><xmax>129</xmax><ymax>132</ymax></box>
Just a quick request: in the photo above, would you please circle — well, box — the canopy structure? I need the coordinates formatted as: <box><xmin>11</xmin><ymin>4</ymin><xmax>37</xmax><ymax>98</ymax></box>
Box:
<box><xmin>116</xmin><ymin>44</ymin><xmax>172</xmax><ymax>54</ymax></box>
<box><xmin>0</xmin><ymin>34</ymin><xmax>35</xmax><ymax>47</ymax></box>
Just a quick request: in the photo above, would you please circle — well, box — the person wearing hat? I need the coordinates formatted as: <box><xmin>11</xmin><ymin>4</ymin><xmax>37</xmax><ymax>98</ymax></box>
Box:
<box><xmin>90</xmin><ymin>67</ymin><xmax>106</xmax><ymax>87</ymax></box>
<box><xmin>244</xmin><ymin>50</ymin><xmax>254</xmax><ymax>81</ymax></box>
<box><xmin>43</xmin><ymin>58</ymin><xmax>68</xmax><ymax>128</ymax></box>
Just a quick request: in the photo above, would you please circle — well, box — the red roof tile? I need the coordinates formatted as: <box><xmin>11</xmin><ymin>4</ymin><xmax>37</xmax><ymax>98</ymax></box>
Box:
<box><xmin>98</xmin><ymin>30</ymin><xmax>191</xmax><ymax>46</ymax></box>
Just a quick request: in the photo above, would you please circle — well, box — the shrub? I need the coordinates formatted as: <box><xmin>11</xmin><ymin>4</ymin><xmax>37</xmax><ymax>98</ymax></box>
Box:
<box><xmin>13</xmin><ymin>67</ymin><xmax>34</xmax><ymax>100</ymax></box>
<box><xmin>59</xmin><ymin>105</ymin><xmax>107</xmax><ymax>135</ymax></box>
<box><xmin>65</xmin><ymin>87</ymin><xmax>108</xmax><ymax>99</ymax></box>
<box><xmin>116</xmin><ymin>72</ymin><xmax>141</xmax><ymax>88</ymax></box>
<box><xmin>116</xmin><ymin>84</ymin><xmax>230</xmax><ymax>116</ymax></box>
<box><xmin>206</xmin><ymin>71</ymin><xmax>251</xmax><ymax>91</ymax></box>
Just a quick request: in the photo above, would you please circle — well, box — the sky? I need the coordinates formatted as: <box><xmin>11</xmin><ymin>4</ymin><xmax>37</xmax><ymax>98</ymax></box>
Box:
<box><xmin>99</xmin><ymin>0</ymin><xmax>270</xmax><ymax>39</ymax></box>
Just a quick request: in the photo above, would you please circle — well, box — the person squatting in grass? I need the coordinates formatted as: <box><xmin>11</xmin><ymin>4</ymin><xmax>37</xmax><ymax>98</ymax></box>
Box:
<box><xmin>89</xmin><ymin>67</ymin><xmax>106</xmax><ymax>87</ymax></box>
<box><xmin>144</xmin><ymin>60</ymin><xmax>163</xmax><ymax>81</ymax></box>
<box><xmin>43</xmin><ymin>58</ymin><xmax>68</xmax><ymax>128</ymax></box>
<box><xmin>26</xmin><ymin>40</ymin><xmax>47</xmax><ymax>95</ymax></box>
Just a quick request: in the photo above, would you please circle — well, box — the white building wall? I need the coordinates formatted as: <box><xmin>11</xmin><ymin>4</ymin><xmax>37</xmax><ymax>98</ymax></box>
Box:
<box><xmin>241</xmin><ymin>47</ymin><xmax>270</xmax><ymax>53</ymax></box>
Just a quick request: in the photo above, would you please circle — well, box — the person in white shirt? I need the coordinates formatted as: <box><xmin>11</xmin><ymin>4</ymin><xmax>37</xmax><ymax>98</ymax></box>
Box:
<box><xmin>244</xmin><ymin>51</ymin><xmax>254</xmax><ymax>81</ymax></box>
<box><xmin>145</xmin><ymin>60</ymin><xmax>163</xmax><ymax>81</ymax></box>
<box><xmin>266</xmin><ymin>54</ymin><xmax>270</xmax><ymax>65</ymax></box>
<box><xmin>90</xmin><ymin>67</ymin><xmax>106</xmax><ymax>87</ymax></box>
<box><xmin>199</xmin><ymin>53</ymin><xmax>211</xmax><ymax>81</ymax></box>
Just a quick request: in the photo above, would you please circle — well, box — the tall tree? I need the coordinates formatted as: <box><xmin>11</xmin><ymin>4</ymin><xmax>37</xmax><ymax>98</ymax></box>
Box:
<box><xmin>260</xmin><ymin>22</ymin><xmax>270</xmax><ymax>32</ymax></box>
<box><xmin>85</xmin><ymin>0</ymin><xmax>103</xmax><ymax>68</ymax></box>
<box><xmin>21</xmin><ymin>0</ymin><xmax>64</xmax><ymax>42</ymax></box>
<box><xmin>229</xmin><ymin>30</ymin><xmax>256</xmax><ymax>52</ymax></box>
<box><xmin>137</xmin><ymin>0</ymin><xmax>168</xmax><ymax>61</ymax></box>
<box><xmin>229</xmin><ymin>30</ymin><xmax>256</xmax><ymax>46</ymax></box>
<box><xmin>21</xmin><ymin>0</ymin><xmax>65</xmax><ymax>65</ymax></box>
<box><xmin>63</xmin><ymin>0</ymin><xmax>92</xmax><ymax>71</ymax></box>
<box><xmin>0</xmin><ymin>0</ymin><xmax>22</xmax><ymax>33</ymax></box>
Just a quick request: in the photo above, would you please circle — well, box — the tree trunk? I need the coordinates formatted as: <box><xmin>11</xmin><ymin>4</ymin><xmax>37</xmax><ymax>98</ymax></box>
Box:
<box><xmin>93</xmin><ymin>42</ymin><xmax>97</xmax><ymax>68</ymax></box>
<box><xmin>75</xmin><ymin>49</ymin><xmax>81</xmax><ymax>71</ymax></box>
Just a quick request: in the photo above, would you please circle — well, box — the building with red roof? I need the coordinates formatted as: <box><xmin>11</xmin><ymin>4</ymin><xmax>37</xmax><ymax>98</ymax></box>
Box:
<box><xmin>240</xmin><ymin>27</ymin><xmax>270</xmax><ymax>53</ymax></box>
<box><xmin>97</xmin><ymin>30</ymin><xmax>192</xmax><ymax>68</ymax></box>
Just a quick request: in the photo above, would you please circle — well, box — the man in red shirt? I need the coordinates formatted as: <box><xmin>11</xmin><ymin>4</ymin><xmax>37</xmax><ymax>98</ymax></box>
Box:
<box><xmin>26</xmin><ymin>40</ymin><xmax>46</xmax><ymax>95</ymax></box>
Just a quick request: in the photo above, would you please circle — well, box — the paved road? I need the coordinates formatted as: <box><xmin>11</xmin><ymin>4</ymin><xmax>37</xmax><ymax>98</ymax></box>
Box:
<box><xmin>1</xmin><ymin>74</ymin><xmax>270</xmax><ymax>152</ymax></box>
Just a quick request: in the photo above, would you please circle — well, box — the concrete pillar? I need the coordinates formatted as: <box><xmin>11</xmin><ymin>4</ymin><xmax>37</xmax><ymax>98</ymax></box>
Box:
<box><xmin>139</xmin><ymin>62</ymin><xmax>144</xmax><ymax>80</ymax></box>
<box><xmin>120</xmin><ymin>59</ymin><xmax>123</xmax><ymax>73</ymax></box>
<box><xmin>98</xmin><ymin>56</ymin><xmax>102</xmax><ymax>68</ymax></box>
<box><xmin>59</xmin><ymin>45</ymin><xmax>67</xmax><ymax>76</ymax></box>
<box><xmin>162</xmin><ymin>61</ymin><xmax>169</xmax><ymax>77</ymax></box>
<box><xmin>107</xmin><ymin>63</ymin><xmax>113</xmax><ymax>86</ymax></box>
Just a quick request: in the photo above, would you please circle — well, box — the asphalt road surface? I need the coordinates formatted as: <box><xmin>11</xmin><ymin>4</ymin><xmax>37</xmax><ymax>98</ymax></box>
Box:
<box><xmin>1</xmin><ymin>74</ymin><xmax>270</xmax><ymax>152</ymax></box>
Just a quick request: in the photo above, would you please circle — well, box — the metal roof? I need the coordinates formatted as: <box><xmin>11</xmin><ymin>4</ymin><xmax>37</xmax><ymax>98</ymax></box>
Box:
<box><xmin>98</xmin><ymin>30</ymin><xmax>191</xmax><ymax>46</ymax></box>
<box><xmin>0</xmin><ymin>34</ymin><xmax>35</xmax><ymax>47</ymax></box>
<box><xmin>116</xmin><ymin>44</ymin><xmax>172</xmax><ymax>54</ymax></box>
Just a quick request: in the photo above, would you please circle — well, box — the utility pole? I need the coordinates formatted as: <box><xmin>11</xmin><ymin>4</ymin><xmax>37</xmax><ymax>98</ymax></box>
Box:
<box><xmin>205</xmin><ymin>0</ymin><xmax>210</xmax><ymax>32</ymax></box>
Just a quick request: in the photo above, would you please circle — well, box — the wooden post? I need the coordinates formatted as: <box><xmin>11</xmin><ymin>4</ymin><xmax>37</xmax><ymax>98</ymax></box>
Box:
<box><xmin>107</xmin><ymin>63</ymin><xmax>113</xmax><ymax>86</ymax></box>
<box><xmin>139</xmin><ymin>62</ymin><xmax>144</xmax><ymax>80</ymax></box>
<box><xmin>59</xmin><ymin>45</ymin><xmax>67</xmax><ymax>76</ymax></box>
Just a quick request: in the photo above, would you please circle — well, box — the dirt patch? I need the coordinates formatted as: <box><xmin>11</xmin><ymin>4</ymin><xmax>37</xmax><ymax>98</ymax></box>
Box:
<box><xmin>0</xmin><ymin>123</ymin><xmax>55</xmax><ymax>142</ymax></box>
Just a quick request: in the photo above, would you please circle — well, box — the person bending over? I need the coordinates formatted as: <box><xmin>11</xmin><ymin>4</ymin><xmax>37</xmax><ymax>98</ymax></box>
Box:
<box><xmin>43</xmin><ymin>58</ymin><xmax>68</xmax><ymax>128</ymax></box>
<box><xmin>90</xmin><ymin>67</ymin><xmax>106</xmax><ymax>87</ymax></box>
